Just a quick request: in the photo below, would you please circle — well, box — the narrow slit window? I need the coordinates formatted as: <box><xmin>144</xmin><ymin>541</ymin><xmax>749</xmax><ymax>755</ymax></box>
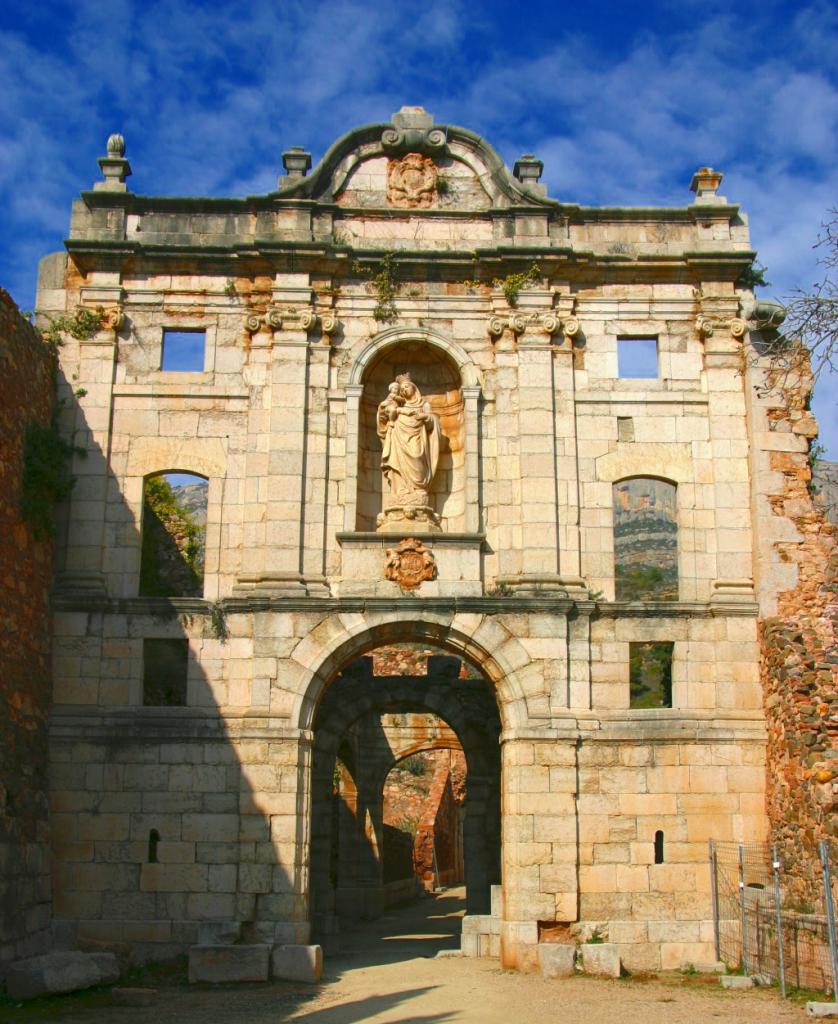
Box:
<box><xmin>143</xmin><ymin>638</ymin><xmax>188</xmax><ymax>706</ymax></box>
<box><xmin>161</xmin><ymin>329</ymin><xmax>205</xmax><ymax>372</ymax></box>
<box><xmin>618</xmin><ymin>337</ymin><xmax>658</xmax><ymax>379</ymax></box>
<box><xmin>654</xmin><ymin>830</ymin><xmax>664</xmax><ymax>864</ymax></box>
<box><xmin>629</xmin><ymin>641</ymin><xmax>673</xmax><ymax>708</ymax></box>
<box><xmin>148</xmin><ymin>829</ymin><xmax>161</xmax><ymax>863</ymax></box>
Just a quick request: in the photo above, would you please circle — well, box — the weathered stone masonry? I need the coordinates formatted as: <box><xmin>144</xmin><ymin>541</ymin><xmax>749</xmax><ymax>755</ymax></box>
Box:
<box><xmin>30</xmin><ymin>108</ymin><xmax>833</xmax><ymax>974</ymax></box>
<box><xmin>0</xmin><ymin>290</ymin><xmax>55</xmax><ymax>971</ymax></box>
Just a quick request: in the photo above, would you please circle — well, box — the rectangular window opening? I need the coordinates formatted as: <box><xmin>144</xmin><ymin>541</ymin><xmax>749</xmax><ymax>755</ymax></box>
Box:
<box><xmin>143</xmin><ymin>638</ymin><xmax>188</xmax><ymax>706</ymax></box>
<box><xmin>617</xmin><ymin>337</ymin><xmax>658</xmax><ymax>379</ymax></box>
<box><xmin>629</xmin><ymin>641</ymin><xmax>673</xmax><ymax>708</ymax></box>
<box><xmin>161</xmin><ymin>329</ymin><xmax>206</xmax><ymax>372</ymax></box>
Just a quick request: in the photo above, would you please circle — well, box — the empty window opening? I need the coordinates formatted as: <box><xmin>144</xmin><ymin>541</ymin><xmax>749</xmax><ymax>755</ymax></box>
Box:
<box><xmin>143</xmin><ymin>638</ymin><xmax>188</xmax><ymax>707</ymax></box>
<box><xmin>617</xmin><ymin>416</ymin><xmax>635</xmax><ymax>442</ymax></box>
<box><xmin>654</xmin><ymin>830</ymin><xmax>664</xmax><ymax>864</ymax></box>
<box><xmin>140</xmin><ymin>472</ymin><xmax>207</xmax><ymax>597</ymax></box>
<box><xmin>617</xmin><ymin>337</ymin><xmax>658</xmax><ymax>379</ymax></box>
<box><xmin>148</xmin><ymin>829</ymin><xmax>161</xmax><ymax>863</ymax></box>
<box><xmin>613</xmin><ymin>478</ymin><xmax>678</xmax><ymax>601</ymax></box>
<box><xmin>161</xmin><ymin>329</ymin><xmax>205</xmax><ymax>372</ymax></box>
<box><xmin>629</xmin><ymin>641</ymin><xmax>673</xmax><ymax>708</ymax></box>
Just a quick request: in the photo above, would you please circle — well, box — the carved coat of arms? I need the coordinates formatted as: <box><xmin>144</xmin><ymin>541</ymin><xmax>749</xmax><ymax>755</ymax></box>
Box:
<box><xmin>384</xmin><ymin>538</ymin><xmax>437</xmax><ymax>590</ymax></box>
<box><xmin>387</xmin><ymin>153</ymin><xmax>438</xmax><ymax>209</ymax></box>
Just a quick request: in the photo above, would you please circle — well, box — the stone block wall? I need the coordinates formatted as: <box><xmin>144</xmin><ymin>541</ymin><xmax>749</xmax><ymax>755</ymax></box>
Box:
<box><xmin>0</xmin><ymin>289</ymin><xmax>55</xmax><ymax>972</ymax></box>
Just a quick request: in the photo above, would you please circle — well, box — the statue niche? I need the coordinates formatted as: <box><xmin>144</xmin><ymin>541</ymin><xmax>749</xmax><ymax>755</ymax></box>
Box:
<box><xmin>376</xmin><ymin>373</ymin><xmax>441</xmax><ymax>531</ymax></box>
<box><xmin>356</xmin><ymin>343</ymin><xmax>464</xmax><ymax>534</ymax></box>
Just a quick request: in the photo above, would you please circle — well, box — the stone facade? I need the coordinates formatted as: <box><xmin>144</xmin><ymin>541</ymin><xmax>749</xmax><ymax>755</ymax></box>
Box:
<box><xmin>0</xmin><ymin>290</ymin><xmax>55</xmax><ymax>972</ymax></box>
<box><xmin>34</xmin><ymin>107</ymin><xmax>831</xmax><ymax>973</ymax></box>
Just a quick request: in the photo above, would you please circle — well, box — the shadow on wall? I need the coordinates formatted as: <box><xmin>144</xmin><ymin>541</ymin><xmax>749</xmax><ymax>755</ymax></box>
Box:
<box><xmin>49</xmin><ymin>364</ymin><xmax>301</xmax><ymax>962</ymax></box>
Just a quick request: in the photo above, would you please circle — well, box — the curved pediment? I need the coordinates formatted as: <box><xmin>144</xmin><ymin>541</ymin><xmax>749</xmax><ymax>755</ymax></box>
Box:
<box><xmin>276</xmin><ymin>106</ymin><xmax>556</xmax><ymax>211</ymax></box>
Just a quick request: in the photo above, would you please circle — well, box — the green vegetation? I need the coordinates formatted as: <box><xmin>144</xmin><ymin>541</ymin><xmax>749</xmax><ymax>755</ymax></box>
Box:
<box><xmin>615</xmin><ymin>565</ymin><xmax>678</xmax><ymax>602</ymax></box>
<box><xmin>353</xmin><ymin>252</ymin><xmax>400</xmax><ymax>323</ymax></box>
<box><xmin>629</xmin><ymin>641</ymin><xmax>674</xmax><ymax>708</ymax></box>
<box><xmin>736</xmin><ymin>260</ymin><xmax>770</xmax><ymax>290</ymax></box>
<box><xmin>20</xmin><ymin>421</ymin><xmax>84</xmax><ymax>539</ymax></box>
<box><xmin>493</xmin><ymin>263</ymin><xmax>540</xmax><ymax>306</ymax></box>
<box><xmin>38</xmin><ymin>306</ymin><xmax>106</xmax><ymax>347</ymax></box>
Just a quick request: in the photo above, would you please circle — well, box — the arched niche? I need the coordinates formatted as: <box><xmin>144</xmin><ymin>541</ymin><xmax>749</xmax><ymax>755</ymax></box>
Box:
<box><xmin>356</xmin><ymin>340</ymin><xmax>466</xmax><ymax>532</ymax></box>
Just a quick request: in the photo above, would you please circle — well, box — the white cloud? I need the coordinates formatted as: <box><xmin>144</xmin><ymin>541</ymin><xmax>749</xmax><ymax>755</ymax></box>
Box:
<box><xmin>1</xmin><ymin>0</ymin><xmax>836</xmax><ymax>452</ymax></box>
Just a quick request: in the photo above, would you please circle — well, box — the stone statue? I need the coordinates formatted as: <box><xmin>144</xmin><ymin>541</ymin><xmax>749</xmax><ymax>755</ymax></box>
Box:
<box><xmin>376</xmin><ymin>373</ymin><xmax>441</xmax><ymax>530</ymax></box>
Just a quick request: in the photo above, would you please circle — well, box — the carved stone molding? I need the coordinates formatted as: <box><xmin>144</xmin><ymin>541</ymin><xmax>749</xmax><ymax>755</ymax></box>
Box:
<box><xmin>387</xmin><ymin>153</ymin><xmax>438</xmax><ymax>209</ymax></box>
<box><xmin>485</xmin><ymin>311</ymin><xmax>577</xmax><ymax>339</ymax></box>
<box><xmin>696</xmin><ymin>314</ymin><xmax>746</xmax><ymax>339</ymax></box>
<box><xmin>245</xmin><ymin>306</ymin><xmax>337</xmax><ymax>337</ymax></box>
<box><xmin>381</xmin><ymin>126</ymin><xmax>446</xmax><ymax>158</ymax></box>
<box><xmin>384</xmin><ymin>537</ymin><xmax>437</xmax><ymax>590</ymax></box>
<box><xmin>102</xmin><ymin>306</ymin><xmax>124</xmax><ymax>331</ymax></box>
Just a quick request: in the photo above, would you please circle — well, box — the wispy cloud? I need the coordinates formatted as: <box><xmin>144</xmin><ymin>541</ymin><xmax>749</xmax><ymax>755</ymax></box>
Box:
<box><xmin>1</xmin><ymin>0</ymin><xmax>836</xmax><ymax>451</ymax></box>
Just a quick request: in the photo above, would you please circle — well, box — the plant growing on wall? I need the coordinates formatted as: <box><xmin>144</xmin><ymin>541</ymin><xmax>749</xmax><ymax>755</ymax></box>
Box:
<box><xmin>38</xmin><ymin>306</ymin><xmax>106</xmax><ymax>347</ymax></box>
<box><xmin>353</xmin><ymin>253</ymin><xmax>400</xmax><ymax>323</ymax></box>
<box><xmin>20</xmin><ymin>420</ymin><xmax>84</xmax><ymax>539</ymax></box>
<box><xmin>493</xmin><ymin>263</ymin><xmax>541</xmax><ymax>307</ymax></box>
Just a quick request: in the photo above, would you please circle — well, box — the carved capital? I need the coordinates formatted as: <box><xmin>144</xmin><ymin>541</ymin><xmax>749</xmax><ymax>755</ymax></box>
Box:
<box><xmin>696</xmin><ymin>313</ymin><xmax>747</xmax><ymax>339</ymax></box>
<box><xmin>320</xmin><ymin>311</ymin><xmax>339</xmax><ymax>335</ymax></box>
<box><xmin>486</xmin><ymin>315</ymin><xmax>505</xmax><ymax>339</ymax></box>
<box><xmin>102</xmin><ymin>306</ymin><xmax>124</xmax><ymax>331</ymax></box>
<box><xmin>265</xmin><ymin>308</ymin><xmax>283</xmax><ymax>331</ymax></box>
<box><xmin>244</xmin><ymin>313</ymin><xmax>263</xmax><ymax>334</ymax></box>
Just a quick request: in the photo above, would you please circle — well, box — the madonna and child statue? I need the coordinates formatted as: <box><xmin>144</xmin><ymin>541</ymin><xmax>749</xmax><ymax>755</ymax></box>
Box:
<box><xmin>376</xmin><ymin>373</ymin><xmax>443</xmax><ymax>531</ymax></box>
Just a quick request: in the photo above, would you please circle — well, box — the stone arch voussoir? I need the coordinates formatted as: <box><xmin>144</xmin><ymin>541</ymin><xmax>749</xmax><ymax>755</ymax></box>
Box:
<box><xmin>289</xmin><ymin>612</ymin><xmax>534</xmax><ymax>732</ymax></box>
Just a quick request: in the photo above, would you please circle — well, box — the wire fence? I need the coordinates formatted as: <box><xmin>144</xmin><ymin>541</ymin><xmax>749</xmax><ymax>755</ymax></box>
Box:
<box><xmin>710</xmin><ymin>839</ymin><xmax>838</xmax><ymax>996</ymax></box>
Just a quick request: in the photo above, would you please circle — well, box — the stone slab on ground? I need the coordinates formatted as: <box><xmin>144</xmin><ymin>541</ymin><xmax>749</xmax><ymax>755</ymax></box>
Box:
<box><xmin>680</xmin><ymin>960</ymin><xmax>726</xmax><ymax>974</ymax></box>
<box><xmin>807</xmin><ymin>1004</ymin><xmax>838</xmax><ymax>1018</ymax></box>
<box><xmin>112</xmin><ymin>987</ymin><xmax>158</xmax><ymax>1006</ymax></box>
<box><xmin>581</xmin><ymin>943</ymin><xmax>621</xmax><ymax>979</ymax></box>
<box><xmin>538</xmin><ymin>943</ymin><xmax>576</xmax><ymax>979</ymax></box>
<box><xmin>5</xmin><ymin>951</ymin><xmax>121</xmax><ymax>1000</ymax></box>
<box><xmin>188</xmin><ymin>944</ymin><xmax>270</xmax><ymax>984</ymax></box>
<box><xmin>272</xmin><ymin>944</ymin><xmax>323</xmax><ymax>984</ymax></box>
<box><xmin>720</xmin><ymin>975</ymin><xmax>754</xmax><ymax>989</ymax></box>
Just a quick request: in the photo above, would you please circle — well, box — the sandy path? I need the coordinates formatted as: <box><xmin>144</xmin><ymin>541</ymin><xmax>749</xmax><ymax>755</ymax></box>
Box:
<box><xmin>0</xmin><ymin>890</ymin><xmax>808</xmax><ymax>1023</ymax></box>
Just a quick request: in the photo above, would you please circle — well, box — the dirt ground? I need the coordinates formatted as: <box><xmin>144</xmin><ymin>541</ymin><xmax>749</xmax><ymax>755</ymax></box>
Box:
<box><xmin>0</xmin><ymin>889</ymin><xmax>812</xmax><ymax>1023</ymax></box>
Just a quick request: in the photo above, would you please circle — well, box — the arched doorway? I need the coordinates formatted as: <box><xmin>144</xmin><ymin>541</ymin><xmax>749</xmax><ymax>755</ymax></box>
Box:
<box><xmin>309</xmin><ymin>641</ymin><xmax>501</xmax><ymax>944</ymax></box>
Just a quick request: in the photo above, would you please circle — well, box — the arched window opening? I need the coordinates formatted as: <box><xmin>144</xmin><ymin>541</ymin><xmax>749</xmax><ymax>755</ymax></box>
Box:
<box><xmin>613</xmin><ymin>478</ymin><xmax>678</xmax><ymax>601</ymax></box>
<box><xmin>654</xmin><ymin>830</ymin><xmax>665</xmax><ymax>864</ymax></box>
<box><xmin>139</xmin><ymin>471</ymin><xmax>208</xmax><ymax>597</ymax></box>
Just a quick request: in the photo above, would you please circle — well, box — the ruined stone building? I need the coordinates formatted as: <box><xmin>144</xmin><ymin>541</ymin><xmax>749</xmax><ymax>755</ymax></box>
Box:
<box><xmin>4</xmin><ymin>106</ymin><xmax>836</xmax><ymax>975</ymax></box>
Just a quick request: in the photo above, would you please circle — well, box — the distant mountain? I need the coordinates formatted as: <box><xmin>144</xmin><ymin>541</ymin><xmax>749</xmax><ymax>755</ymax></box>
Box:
<box><xmin>172</xmin><ymin>482</ymin><xmax>208</xmax><ymax>527</ymax></box>
<box><xmin>812</xmin><ymin>460</ymin><xmax>838</xmax><ymax>527</ymax></box>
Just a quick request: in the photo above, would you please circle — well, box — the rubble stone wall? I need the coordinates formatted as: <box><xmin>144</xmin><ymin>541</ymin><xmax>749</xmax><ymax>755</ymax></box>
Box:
<box><xmin>0</xmin><ymin>289</ymin><xmax>55</xmax><ymax>972</ymax></box>
<box><xmin>757</xmin><ymin>363</ymin><xmax>838</xmax><ymax>899</ymax></box>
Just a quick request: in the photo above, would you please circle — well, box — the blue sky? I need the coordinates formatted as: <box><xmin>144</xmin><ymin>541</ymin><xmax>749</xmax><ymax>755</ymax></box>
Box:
<box><xmin>2</xmin><ymin>0</ymin><xmax>836</xmax><ymax>455</ymax></box>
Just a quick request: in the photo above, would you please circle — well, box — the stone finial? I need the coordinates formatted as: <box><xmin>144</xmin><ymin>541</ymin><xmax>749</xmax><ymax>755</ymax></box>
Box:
<box><xmin>282</xmin><ymin>147</ymin><xmax>312</xmax><ymax>178</ymax></box>
<box><xmin>689</xmin><ymin>166</ymin><xmax>724</xmax><ymax>202</ymax></box>
<box><xmin>391</xmin><ymin>105</ymin><xmax>434</xmax><ymax>131</ymax></box>
<box><xmin>513</xmin><ymin>154</ymin><xmax>546</xmax><ymax>195</ymax></box>
<box><xmin>94</xmin><ymin>133</ymin><xmax>132</xmax><ymax>192</ymax></box>
<box><xmin>278</xmin><ymin>146</ymin><xmax>312</xmax><ymax>189</ymax></box>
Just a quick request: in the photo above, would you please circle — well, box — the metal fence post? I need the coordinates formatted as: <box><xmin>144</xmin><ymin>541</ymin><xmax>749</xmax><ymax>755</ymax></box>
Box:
<box><xmin>739</xmin><ymin>843</ymin><xmax>749</xmax><ymax>974</ymax></box>
<box><xmin>772</xmin><ymin>844</ymin><xmax>786</xmax><ymax>998</ymax></box>
<box><xmin>820</xmin><ymin>840</ymin><xmax>838</xmax><ymax>998</ymax></box>
<box><xmin>710</xmin><ymin>839</ymin><xmax>721</xmax><ymax>962</ymax></box>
